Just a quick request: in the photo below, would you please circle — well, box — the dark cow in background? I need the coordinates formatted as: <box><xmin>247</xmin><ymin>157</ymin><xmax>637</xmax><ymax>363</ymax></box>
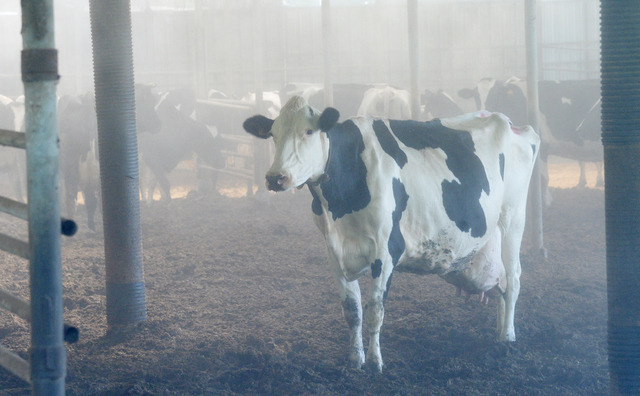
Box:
<box><xmin>459</xmin><ymin>77</ymin><xmax>603</xmax><ymax>191</ymax></box>
<box><xmin>244</xmin><ymin>96</ymin><xmax>539</xmax><ymax>372</ymax></box>
<box><xmin>137</xmin><ymin>87</ymin><xmax>224</xmax><ymax>203</ymax></box>
<box><xmin>422</xmin><ymin>89</ymin><xmax>465</xmax><ymax>120</ymax></box>
<box><xmin>58</xmin><ymin>93</ymin><xmax>101</xmax><ymax>231</ymax></box>
<box><xmin>0</xmin><ymin>95</ymin><xmax>26</xmax><ymax>203</ymax></box>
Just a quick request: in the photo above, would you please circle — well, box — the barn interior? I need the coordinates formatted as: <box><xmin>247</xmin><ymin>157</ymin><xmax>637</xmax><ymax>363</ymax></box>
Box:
<box><xmin>0</xmin><ymin>0</ymin><xmax>616</xmax><ymax>394</ymax></box>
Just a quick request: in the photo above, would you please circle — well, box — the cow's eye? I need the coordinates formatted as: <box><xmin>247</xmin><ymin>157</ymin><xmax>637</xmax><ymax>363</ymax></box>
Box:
<box><xmin>305</xmin><ymin>129</ymin><xmax>314</xmax><ymax>136</ymax></box>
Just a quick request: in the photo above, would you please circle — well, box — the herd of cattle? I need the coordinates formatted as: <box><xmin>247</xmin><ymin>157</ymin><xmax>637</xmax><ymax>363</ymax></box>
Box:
<box><xmin>0</xmin><ymin>77</ymin><xmax>602</xmax><ymax>232</ymax></box>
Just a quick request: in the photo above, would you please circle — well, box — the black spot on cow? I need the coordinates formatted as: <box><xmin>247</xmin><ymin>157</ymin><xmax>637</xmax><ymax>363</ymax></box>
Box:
<box><xmin>371</xmin><ymin>259</ymin><xmax>382</xmax><ymax>279</ymax></box>
<box><xmin>499</xmin><ymin>153</ymin><xmax>505</xmax><ymax>180</ymax></box>
<box><xmin>389</xmin><ymin>178</ymin><xmax>409</xmax><ymax>266</ymax></box>
<box><xmin>341</xmin><ymin>296</ymin><xmax>361</xmax><ymax>329</ymax></box>
<box><xmin>320</xmin><ymin>120</ymin><xmax>371</xmax><ymax>220</ymax></box>
<box><xmin>388</xmin><ymin>120</ymin><xmax>489</xmax><ymax>238</ymax></box>
<box><xmin>372</xmin><ymin>120</ymin><xmax>407</xmax><ymax>168</ymax></box>
<box><xmin>308</xmin><ymin>184</ymin><xmax>323</xmax><ymax>216</ymax></box>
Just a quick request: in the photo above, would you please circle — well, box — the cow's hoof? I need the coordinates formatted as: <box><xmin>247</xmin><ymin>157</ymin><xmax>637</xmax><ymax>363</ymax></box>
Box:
<box><xmin>348</xmin><ymin>352</ymin><xmax>365</xmax><ymax>370</ymax></box>
<box><xmin>498</xmin><ymin>332</ymin><xmax>516</xmax><ymax>342</ymax></box>
<box><xmin>364</xmin><ymin>358</ymin><xmax>383</xmax><ymax>374</ymax></box>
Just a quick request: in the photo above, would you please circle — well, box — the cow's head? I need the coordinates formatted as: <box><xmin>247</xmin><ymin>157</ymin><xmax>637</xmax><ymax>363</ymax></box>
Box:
<box><xmin>243</xmin><ymin>96</ymin><xmax>339</xmax><ymax>191</ymax></box>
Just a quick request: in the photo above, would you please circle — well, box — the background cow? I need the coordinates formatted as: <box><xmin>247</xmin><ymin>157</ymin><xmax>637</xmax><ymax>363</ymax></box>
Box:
<box><xmin>357</xmin><ymin>85</ymin><xmax>411</xmax><ymax>119</ymax></box>
<box><xmin>243</xmin><ymin>96</ymin><xmax>539</xmax><ymax>372</ymax></box>
<box><xmin>58</xmin><ymin>93</ymin><xmax>101</xmax><ymax>231</ymax></box>
<box><xmin>459</xmin><ymin>77</ymin><xmax>603</xmax><ymax>192</ymax></box>
<box><xmin>137</xmin><ymin>87</ymin><xmax>225</xmax><ymax>203</ymax></box>
<box><xmin>422</xmin><ymin>89</ymin><xmax>464</xmax><ymax>120</ymax></box>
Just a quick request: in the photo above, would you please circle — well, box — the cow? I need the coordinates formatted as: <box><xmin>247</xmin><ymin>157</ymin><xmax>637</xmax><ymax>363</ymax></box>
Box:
<box><xmin>422</xmin><ymin>89</ymin><xmax>465</xmax><ymax>120</ymax></box>
<box><xmin>243</xmin><ymin>96</ymin><xmax>539</xmax><ymax>372</ymax></box>
<box><xmin>58</xmin><ymin>93</ymin><xmax>101</xmax><ymax>231</ymax></box>
<box><xmin>459</xmin><ymin>77</ymin><xmax>603</xmax><ymax>190</ymax></box>
<box><xmin>357</xmin><ymin>85</ymin><xmax>411</xmax><ymax>120</ymax></box>
<box><xmin>281</xmin><ymin>83</ymin><xmax>373</xmax><ymax>119</ymax></box>
<box><xmin>137</xmin><ymin>87</ymin><xmax>224</xmax><ymax>203</ymax></box>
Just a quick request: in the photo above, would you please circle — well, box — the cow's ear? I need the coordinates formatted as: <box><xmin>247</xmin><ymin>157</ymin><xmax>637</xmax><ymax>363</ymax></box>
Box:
<box><xmin>243</xmin><ymin>115</ymin><xmax>274</xmax><ymax>139</ymax></box>
<box><xmin>318</xmin><ymin>107</ymin><xmax>340</xmax><ymax>132</ymax></box>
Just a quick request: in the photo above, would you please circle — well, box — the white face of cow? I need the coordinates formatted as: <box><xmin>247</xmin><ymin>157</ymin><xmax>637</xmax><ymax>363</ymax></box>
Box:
<box><xmin>243</xmin><ymin>96</ymin><xmax>338</xmax><ymax>191</ymax></box>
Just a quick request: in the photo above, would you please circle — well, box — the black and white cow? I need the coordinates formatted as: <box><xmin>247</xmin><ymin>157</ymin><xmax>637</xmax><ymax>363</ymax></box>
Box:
<box><xmin>422</xmin><ymin>89</ymin><xmax>465</xmax><ymax>120</ymax></box>
<box><xmin>459</xmin><ymin>77</ymin><xmax>603</xmax><ymax>189</ymax></box>
<box><xmin>357</xmin><ymin>85</ymin><xmax>411</xmax><ymax>120</ymax></box>
<box><xmin>243</xmin><ymin>96</ymin><xmax>539</xmax><ymax>372</ymax></box>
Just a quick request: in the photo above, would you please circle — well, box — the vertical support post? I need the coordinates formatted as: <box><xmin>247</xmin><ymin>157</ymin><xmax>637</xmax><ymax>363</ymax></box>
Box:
<box><xmin>251</xmin><ymin>0</ymin><xmax>267</xmax><ymax>197</ymax></box>
<box><xmin>407</xmin><ymin>0</ymin><xmax>420</xmax><ymax>120</ymax></box>
<box><xmin>89</xmin><ymin>0</ymin><xmax>146</xmax><ymax>334</ymax></box>
<box><xmin>20</xmin><ymin>1</ymin><xmax>66</xmax><ymax>394</ymax></box>
<box><xmin>601</xmin><ymin>1</ymin><xmax>640</xmax><ymax>394</ymax></box>
<box><xmin>524</xmin><ymin>0</ymin><xmax>546</xmax><ymax>258</ymax></box>
<box><xmin>322</xmin><ymin>0</ymin><xmax>333</xmax><ymax>108</ymax></box>
<box><xmin>193</xmin><ymin>0</ymin><xmax>208</xmax><ymax>99</ymax></box>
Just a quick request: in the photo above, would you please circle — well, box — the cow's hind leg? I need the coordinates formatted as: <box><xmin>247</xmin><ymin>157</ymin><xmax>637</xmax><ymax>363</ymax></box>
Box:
<box><xmin>499</xmin><ymin>208</ymin><xmax>525</xmax><ymax>342</ymax></box>
<box><xmin>577</xmin><ymin>161</ymin><xmax>587</xmax><ymax>188</ymax></box>
<box><xmin>329</xmin><ymin>261</ymin><xmax>365</xmax><ymax>369</ymax></box>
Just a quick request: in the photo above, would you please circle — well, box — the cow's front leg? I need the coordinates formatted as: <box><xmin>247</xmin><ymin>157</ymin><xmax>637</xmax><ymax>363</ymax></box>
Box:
<box><xmin>329</xmin><ymin>260</ymin><xmax>365</xmax><ymax>369</ymax></box>
<box><xmin>364</xmin><ymin>259</ymin><xmax>393</xmax><ymax>373</ymax></box>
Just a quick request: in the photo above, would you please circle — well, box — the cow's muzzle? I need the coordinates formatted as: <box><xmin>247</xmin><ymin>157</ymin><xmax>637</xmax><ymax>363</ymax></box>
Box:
<box><xmin>266</xmin><ymin>174</ymin><xmax>288</xmax><ymax>191</ymax></box>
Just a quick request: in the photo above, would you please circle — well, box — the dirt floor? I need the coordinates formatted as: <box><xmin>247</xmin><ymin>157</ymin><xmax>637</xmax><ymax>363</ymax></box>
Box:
<box><xmin>0</xmin><ymin>159</ymin><xmax>608</xmax><ymax>395</ymax></box>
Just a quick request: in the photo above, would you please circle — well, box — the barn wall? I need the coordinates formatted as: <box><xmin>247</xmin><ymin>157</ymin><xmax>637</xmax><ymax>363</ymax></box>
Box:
<box><xmin>0</xmin><ymin>0</ymin><xmax>600</xmax><ymax>100</ymax></box>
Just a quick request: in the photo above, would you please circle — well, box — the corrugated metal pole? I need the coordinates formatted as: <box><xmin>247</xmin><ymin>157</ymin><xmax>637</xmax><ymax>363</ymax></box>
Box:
<box><xmin>601</xmin><ymin>1</ymin><xmax>640</xmax><ymax>394</ymax></box>
<box><xmin>524</xmin><ymin>0</ymin><xmax>546</xmax><ymax>258</ymax></box>
<box><xmin>407</xmin><ymin>0</ymin><xmax>420</xmax><ymax>121</ymax></box>
<box><xmin>322</xmin><ymin>0</ymin><xmax>333</xmax><ymax>108</ymax></box>
<box><xmin>20</xmin><ymin>1</ymin><xmax>66</xmax><ymax>394</ymax></box>
<box><xmin>89</xmin><ymin>0</ymin><xmax>147</xmax><ymax>334</ymax></box>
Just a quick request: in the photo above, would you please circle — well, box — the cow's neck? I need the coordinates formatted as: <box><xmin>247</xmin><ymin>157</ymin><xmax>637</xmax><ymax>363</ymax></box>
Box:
<box><xmin>307</xmin><ymin>132</ymin><xmax>331</xmax><ymax>186</ymax></box>
<box><xmin>307</xmin><ymin>120</ymin><xmax>372</xmax><ymax>221</ymax></box>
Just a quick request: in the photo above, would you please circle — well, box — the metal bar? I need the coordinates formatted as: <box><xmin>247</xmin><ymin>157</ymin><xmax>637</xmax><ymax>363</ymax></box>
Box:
<box><xmin>322</xmin><ymin>0</ymin><xmax>333</xmax><ymax>108</ymax></box>
<box><xmin>0</xmin><ymin>289</ymin><xmax>30</xmax><ymax>320</ymax></box>
<box><xmin>0</xmin><ymin>344</ymin><xmax>31</xmax><ymax>384</ymax></box>
<box><xmin>525</xmin><ymin>0</ymin><xmax>546</xmax><ymax>258</ymax></box>
<box><xmin>21</xmin><ymin>0</ymin><xmax>66</xmax><ymax>393</ymax></box>
<box><xmin>407</xmin><ymin>0</ymin><xmax>421</xmax><ymax>121</ymax></box>
<box><xmin>0</xmin><ymin>289</ymin><xmax>79</xmax><ymax>344</ymax></box>
<box><xmin>216</xmin><ymin>169</ymin><xmax>254</xmax><ymax>181</ymax></box>
<box><xmin>0</xmin><ymin>195</ymin><xmax>28</xmax><ymax>220</ymax></box>
<box><xmin>196</xmin><ymin>100</ymin><xmax>254</xmax><ymax>111</ymax></box>
<box><xmin>0</xmin><ymin>129</ymin><xmax>26</xmax><ymax>149</ymax></box>
<box><xmin>220</xmin><ymin>149</ymin><xmax>253</xmax><ymax>159</ymax></box>
<box><xmin>0</xmin><ymin>233</ymin><xmax>29</xmax><ymax>260</ymax></box>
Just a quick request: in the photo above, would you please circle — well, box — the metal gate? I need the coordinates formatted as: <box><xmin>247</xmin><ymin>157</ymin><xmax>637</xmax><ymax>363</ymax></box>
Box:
<box><xmin>0</xmin><ymin>1</ymin><xmax>78</xmax><ymax>394</ymax></box>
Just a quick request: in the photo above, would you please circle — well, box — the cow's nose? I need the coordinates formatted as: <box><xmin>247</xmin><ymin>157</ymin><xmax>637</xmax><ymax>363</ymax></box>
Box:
<box><xmin>266</xmin><ymin>174</ymin><xmax>287</xmax><ymax>191</ymax></box>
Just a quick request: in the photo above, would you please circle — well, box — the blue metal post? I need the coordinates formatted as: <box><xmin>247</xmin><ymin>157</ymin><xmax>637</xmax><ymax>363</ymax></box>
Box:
<box><xmin>20</xmin><ymin>0</ymin><xmax>65</xmax><ymax>394</ymax></box>
<box><xmin>601</xmin><ymin>1</ymin><xmax>640</xmax><ymax>394</ymax></box>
